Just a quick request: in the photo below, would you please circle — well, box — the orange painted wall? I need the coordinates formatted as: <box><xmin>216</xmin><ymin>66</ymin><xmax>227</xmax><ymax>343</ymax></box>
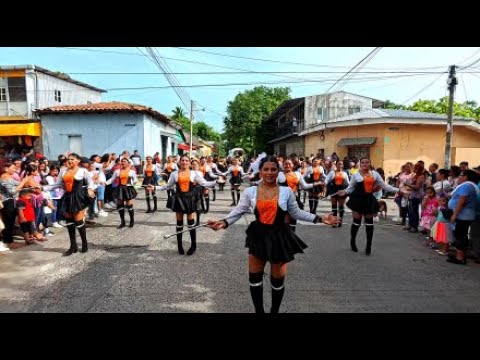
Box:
<box><xmin>304</xmin><ymin>123</ymin><xmax>480</xmax><ymax>176</ymax></box>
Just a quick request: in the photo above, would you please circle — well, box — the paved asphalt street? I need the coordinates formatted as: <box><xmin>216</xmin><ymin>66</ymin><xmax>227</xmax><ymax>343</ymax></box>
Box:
<box><xmin>1</xmin><ymin>188</ymin><xmax>479</xmax><ymax>313</ymax></box>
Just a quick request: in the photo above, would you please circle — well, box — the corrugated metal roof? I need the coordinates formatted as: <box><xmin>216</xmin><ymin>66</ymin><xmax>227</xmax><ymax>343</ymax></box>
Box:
<box><xmin>0</xmin><ymin>65</ymin><xmax>106</xmax><ymax>93</ymax></box>
<box><xmin>327</xmin><ymin>108</ymin><xmax>474</xmax><ymax>124</ymax></box>
<box><xmin>37</xmin><ymin>101</ymin><xmax>175</xmax><ymax>126</ymax></box>
<box><xmin>337</xmin><ymin>137</ymin><xmax>377</xmax><ymax>146</ymax></box>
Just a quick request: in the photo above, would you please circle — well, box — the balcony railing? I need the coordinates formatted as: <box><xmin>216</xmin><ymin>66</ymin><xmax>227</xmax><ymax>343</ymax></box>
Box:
<box><xmin>268</xmin><ymin>121</ymin><xmax>304</xmax><ymax>141</ymax></box>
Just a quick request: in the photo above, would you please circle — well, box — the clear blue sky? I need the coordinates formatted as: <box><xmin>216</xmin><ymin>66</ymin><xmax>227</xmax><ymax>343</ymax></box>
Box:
<box><xmin>2</xmin><ymin>47</ymin><xmax>479</xmax><ymax>132</ymax></box>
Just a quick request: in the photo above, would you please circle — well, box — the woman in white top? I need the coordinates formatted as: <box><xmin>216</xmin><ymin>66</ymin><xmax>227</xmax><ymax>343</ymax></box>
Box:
<box><xmin>147</xmin><ymin>155</ymin><xmax>216</xmax><ymax>256</ymax></box>
<box><xmin>337</xmin><ymin>158</ymin><xmax>399</xmax><ymax>255</ymax></box>
<box><xmin>106</xmin><ymin>158</ymin><xmax>138</xmax><ymax>229</ymax></box>
<box><xmin>324</xmin><ymin>161</ymin><xmax>350</xmax><ymax>228</ymax></box>
<box><xmin>44</xmin><ymin>153</ymin><xmax>95</xmax><ymax>256</ymax></box>
<box><xmin>207</xmin><ymin>156</ymin><xmax>337</xmax><ymax>313</ymax></box>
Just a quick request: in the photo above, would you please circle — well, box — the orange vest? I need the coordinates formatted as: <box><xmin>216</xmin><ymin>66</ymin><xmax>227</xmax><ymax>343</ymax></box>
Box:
<box><xmin>363</xmin><ymin>174</ymin><xmax>374</xmax><ymax>193</ymax></box>
<box><xmin>285</xmin><ymin>172</ymin><xmax>298</xmax><ymax>192</ymax></box>
<box><xmin>256</xmin><ymin>198</ymin><xmax>278</xmax><ymax>225</ymax></box>
<box><xmin>178</xmin><ymin>171</ymin><xmax>191</xmax><ymax>193</ymax></box>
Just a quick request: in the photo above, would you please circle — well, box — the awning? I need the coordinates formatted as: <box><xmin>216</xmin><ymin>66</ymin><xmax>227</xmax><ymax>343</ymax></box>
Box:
<box><xmin>0</xmin><ymin>122</ymin><xmax>41</xmax><ymax>136</ymax></box>
<box><xmin>337</xmin><ymin>137</ymin><xmax>376</xmax><ymax>147</ymax></box>
<box><xmin>178</xmin><ymin>143</ymin><xmax>199</xmax><ymax>151</ymax></box>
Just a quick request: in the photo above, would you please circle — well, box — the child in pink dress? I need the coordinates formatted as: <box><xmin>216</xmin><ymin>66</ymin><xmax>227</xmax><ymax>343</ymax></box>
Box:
<box><xmin>420</xmin><ymin>186</ymin><xmax>439</xmax><ymax>235</ymax></box>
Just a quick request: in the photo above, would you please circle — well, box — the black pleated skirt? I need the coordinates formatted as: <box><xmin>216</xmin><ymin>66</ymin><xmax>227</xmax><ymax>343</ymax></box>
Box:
<box><xmin>346</xmin><ymin>193</ymin><xmax>379</xmax><ymax>214</ymax></box>
<box><xmin>114</xmin><ymin>186</ymin><xmax>138</xmax><ymax>201</ymax></box>
<box><xmin>245</xmin><ymin>221</ymin><xmax>308</xmax><ymax>263</ymax></box>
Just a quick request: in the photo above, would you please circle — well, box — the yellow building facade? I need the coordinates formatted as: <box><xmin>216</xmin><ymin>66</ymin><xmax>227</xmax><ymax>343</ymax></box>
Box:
<box><xmin>304</xmin><ymin>121</ymin><xmax>480</xmax><ymax>177</ymax></box>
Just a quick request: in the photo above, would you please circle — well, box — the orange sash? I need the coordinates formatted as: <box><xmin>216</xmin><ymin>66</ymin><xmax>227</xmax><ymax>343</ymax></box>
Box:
<box><xmin>313</xmin><ymin>167</ymin><xmax>321</xmax><ymax>181</ymax></box>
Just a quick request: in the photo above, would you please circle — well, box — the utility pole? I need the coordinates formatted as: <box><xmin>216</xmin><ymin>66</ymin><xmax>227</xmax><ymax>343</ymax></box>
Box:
<box><xmin>190</xmin><ymin>100</ymin><xmax>194</xmax><ymax>159</ymax></box>
<box><xmin>444</xmin><ymin>65</ymin><xmax>458</xmax><ymax>169</ymax></box>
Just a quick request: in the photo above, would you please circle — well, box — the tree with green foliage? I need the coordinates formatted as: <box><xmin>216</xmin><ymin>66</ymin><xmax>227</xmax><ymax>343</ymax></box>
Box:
<box><xmin>384</xmin><ymin>97</ymin><xmax>480</xmax><ymax>121</ymax></box>
<box><xmin>170</xmin><ymin>106</ymin><xmax>190</xmax><ymax>129</ymax></box>
<box><xmin>193</xmin><ymin>122</ymin><xmax>221</xmax><ymax>142</ymax></box>
<box><xmin>224</xmin><ymin>86</ymin><xmax>291</xmax><ymax>155</ymax></box>
<box><xmin>409</xmin><ymin>97</ymin><xmax>478</xmax><ymax>119</ymax></box>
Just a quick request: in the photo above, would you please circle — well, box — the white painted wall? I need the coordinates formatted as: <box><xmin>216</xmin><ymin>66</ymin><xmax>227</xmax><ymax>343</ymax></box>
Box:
<box><xmin>41</xmin><ymin>112</ymin><xmax>144</xmax><ymax>159</ymax></box>
<box><xmin>304</xmin><ymin>91</ymin><xmax>373</xmax><ymax>128</ymax></box>
<box><xmin>41</xmin><ymin>112</ymin><xmax>179</xmax><ymax>160</ymax></box>
<box><xmin>34</xmin><ymin>71</ymin><xmax>102</xmax><ymax>111</ymax></box>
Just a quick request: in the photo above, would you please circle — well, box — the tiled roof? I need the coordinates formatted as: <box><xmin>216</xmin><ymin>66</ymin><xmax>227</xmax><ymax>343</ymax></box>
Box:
<box><xmin>37</xmin><ymin>101</ymin><xmax>174</xmax><ymax>125</ymax></box>
<box><xmin>337</xmin><ymin>137</ymin><xmax>377</xmax><ymax>147</ymax></box>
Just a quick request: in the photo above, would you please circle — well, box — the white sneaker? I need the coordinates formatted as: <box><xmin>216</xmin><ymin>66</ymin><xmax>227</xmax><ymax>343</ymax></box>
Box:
<box><xmin>0</xmin><ymin>242</ymin><xmax>10</xmax><ymax>252</ymax></box>
<box><xmin>98</xmin><ymin>209</ymin><xmax>108</xmax><ymax>217</ymax></box>
<box><xmin>374</xmin><ymin>216</ymin><xmax>380</xmax><ymax>222</ymax></box>
<box><xmin>392</xmin><ymin>217</ymin><xmax>401</xmax><ymax>222</ymax></box>
<box><xmin>44</xmin><ymin>228</ymin><xmax>50</xmax><ymax>234</ymax></box>
<box><xmin>52</xmin><ymin>222</ymin><xmax>63</xmax><ymax>228</ymax></box>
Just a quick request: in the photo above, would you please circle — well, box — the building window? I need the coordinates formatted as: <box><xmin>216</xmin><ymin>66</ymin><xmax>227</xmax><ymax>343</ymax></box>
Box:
<box><xmin>54</xmin><ymin>90</ymin><xmax>62</xmax><ymax>102</ymax></box>
<box><xmin>0</xmin><ymin>87</ymin><xmax>7</xmax><ymax>102</ymax></box>
<box><xmin>317</xmin><ymin>107</ymin><xmax>329</xmax><ymax>121</ymax></box>
<box><xmin>7</xmin><ymin>77</ymin><xmax>27</xmax><ymax>101</ymax></box>
<box><xmin>348</xmin><ymin>106</ymin><xmax>361</xmax><ymax>115</ymax></box>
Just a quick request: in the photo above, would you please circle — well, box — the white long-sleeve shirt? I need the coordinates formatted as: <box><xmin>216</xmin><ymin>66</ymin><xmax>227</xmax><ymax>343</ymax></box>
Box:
<box><xmin>345</xmin><ymin>171</ymin><xmax>398</xmax><ymax>195</ymax></box>
<box><xmin>277</xmin><ymin>171</ymin><xmax>314</xmax><ymax>191</ymax></box>
<box><xmin>224</xmin><ymin>186</ymin><xmax>317</xmax><ymax>226</ymax></box>
<box><xmin>105</xmin><ymin>169</ymin><xmax>137</xmax><ymax>186</ymax></box>
<box><xmin>154</xmin><ymin>170</ymin><xmax>216</xmax><ymax>191</ymax></box>
<box><xmin>44</xmin><ymin>168</ymin><xmax>95</xmax><ymax>191</ymax></box>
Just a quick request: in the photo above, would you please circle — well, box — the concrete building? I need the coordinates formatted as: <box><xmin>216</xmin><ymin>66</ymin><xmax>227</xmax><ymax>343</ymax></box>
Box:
<box><xmin>0</xmin><ymin>65</ymin><xmax>104</xmax><ymax>150</ymax></box>
<box><xmin>265</xmin><ymin>91</ymin><xmax>383</xmax><ymax>156</ymax></box>
<box><xmin>300</xmin><ymin>108</ymin><xmax>480</xmax><ymax>176</ymax></box>
<box><xmin>37</xmin><ymin>102</ymin><xmax>182</xmax><ymax>160</ymax></box>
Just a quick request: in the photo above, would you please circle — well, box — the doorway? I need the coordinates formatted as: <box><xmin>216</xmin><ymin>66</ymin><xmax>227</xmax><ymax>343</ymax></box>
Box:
<box><xmin>68</xmin><ymin>135</ymin><xmax>82</xmax><ymax>155</ymax></box>
<box><xmin>348</xmin><ymin>147</ymin><xmax>370</xmax><ymax>160</ymax></box>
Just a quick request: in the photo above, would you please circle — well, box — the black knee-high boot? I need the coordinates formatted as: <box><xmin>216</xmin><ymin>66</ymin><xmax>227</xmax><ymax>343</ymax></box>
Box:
<box><xmin>365</xmin><ymin>217</ymin><xmax>374</xmax><ymax>255</ymax></box>
<box><xmin>153</xmin><ymin>195</ymin><xmax>158</xmax><ymax>212</ymax></box>
<box><xmin>236</xmin><ymin>190</ymin><xmax>240</xmax><ymax>204</ymax></box>
<box><xmin>350</xmin><ymin>218</ymin><xmax>361</xmax><ymax>252</ymax></box>
<box><xmin>127</xmin><ymin>204</ymin><xmax>134</xmax><ymax>227</ymax></box>
<box><xmin>145</xmin><ymin>197</ymin><xmax>152</xmax><ymax>213</ymax></box>
<box><xmin>303</xmin><ymin>191</ymin><xmax>306</xmax><ymax>204</ymax></box>
<box><xmin>270</xmin><ymin>276</ymin><xmax>285</xmax><ymax>314</ymax></box>
<box><xmin>166</xmin><ymin>190</ymin><xmax>172</xmax><ymax>208</ymax></box>
<box><xmin>117</xmin><ymin>205</ymin><xmax>126</xmax><ymax>229</ymax></box>
<box><xmin>312</xmin><ymin>198</ymin><xmax>319</xmax><ymax>214</ymax></box>
<box><xmin>212</xmin><ymin>189</ymin><xmax>216</xmax><ymax>202</ymax></box>
<box><xmin>187</xmin><ymin>218</ymin><xmax>196</xmax><ymax>255</ymax></box>
<box><xmin>231</xmin><ymin>191</ymin><xmax>236</xmax><ymax>206</ymax></box>
<box><xmin>308</xmin><ymin>198</ymin><xmax>314</xmax><ymax>213</ymax></box>
<box><xmin>64</xmin><ymin>220</ymin><xmax>77</xmax><ymax>256</ymax></box>
<box><xmin>176</xmin><ymin>219</ymin><xmax>184</xmax><ymax>255</ymax></box>
<box><xmin>196</xmin><ymin>209</ymin><xmax>201</xmax><ymax>226</ymax></box>
<box><xmin>204</xmin><ymin>195</ymin><xmax>210</xmax><ymax>214</ymax></box>
<box><xmin>249</xmin><ymin>272</ymin><xmax>265</xmax><ymax>313</ymax></box>
<box><xmin>339</xmin><ymin>205</ymin><xmax>345</xmax><ymax>227</ymax></box>
<box><xmin>331</xmin><ymin>204</ymin><xmax>338</xmax><ymax>227</ymax></box>
<box><xmin>75</xmin><ymin>220</ymin><xmax>88</xmax><ymax>253</ymax></box>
